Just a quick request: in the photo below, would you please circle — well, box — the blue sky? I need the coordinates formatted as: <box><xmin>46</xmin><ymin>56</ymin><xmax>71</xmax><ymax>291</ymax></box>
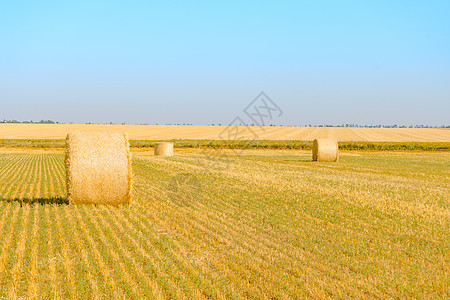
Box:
<box><xmin>1</xmin><ymin>0</ymin><xmax>449</xmax><ymax>125</ymax></box>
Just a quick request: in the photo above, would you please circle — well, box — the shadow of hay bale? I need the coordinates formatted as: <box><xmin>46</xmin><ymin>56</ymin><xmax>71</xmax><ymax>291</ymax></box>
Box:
<box><xmin>0</xmin><ymin>197</ymin><xmax>68</xmax><ymax>205</ymax></box>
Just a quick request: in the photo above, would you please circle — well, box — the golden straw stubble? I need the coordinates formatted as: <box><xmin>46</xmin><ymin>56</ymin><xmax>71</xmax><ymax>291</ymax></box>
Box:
<box><xmin>65</xmin><ymin>132</ymin><xmax>132</xmax><ymax>204</ymax></box>
<box><xmin>312</xmin><ymin>138</ymin><xmax>339</xmax><ymax>162</ymax></box>
<box><xmin>154</xmin><ymin>142</ymin><xmax>174</xmax><ymax>156</ymax></box>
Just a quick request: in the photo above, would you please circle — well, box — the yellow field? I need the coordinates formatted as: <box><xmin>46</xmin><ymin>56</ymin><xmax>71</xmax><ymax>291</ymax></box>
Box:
<box><xmin>1</xmin><ymin>124</ymin><xmax>449</xmax><ymax>142</ymax></box>
<box><xmin>0</xmin><ymin>148</ymin><xmax>448</xmax><ymax>298</ymax></box>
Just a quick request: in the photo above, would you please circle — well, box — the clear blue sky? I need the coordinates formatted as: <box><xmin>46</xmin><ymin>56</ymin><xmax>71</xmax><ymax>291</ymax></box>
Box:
<box><xmin>1</xmin><ymin>0</ymin><xmax>449</xmax><ymax>125</ymax></box>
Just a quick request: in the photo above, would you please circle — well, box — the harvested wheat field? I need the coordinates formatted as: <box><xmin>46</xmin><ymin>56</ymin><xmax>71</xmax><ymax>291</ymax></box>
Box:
<box><xmin>0</xmin><ymin>147</ymin><xmax>448</xmax><ymax>298</ymax></box>
<box><xmin>0</xmin><ymin>123</ymin><xmax>449</xmax><ymax>142</ymax></box>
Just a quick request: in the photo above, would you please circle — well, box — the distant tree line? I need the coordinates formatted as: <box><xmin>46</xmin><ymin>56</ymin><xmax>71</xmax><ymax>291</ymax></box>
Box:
<box><xmin>294</xmin><ymin>124</ymin><xmax>450</xmax><ymax>128</ymax></box>
<box><xmin>1</xmin><ymin>120</ymin><xmax>448</xmax><ymax>128</ymax></box>
<box><xmin>249</xmin><ymin>124</ymin><xmax>449</xmax><ymax>128</ymax></box>
<box><xmin>1</xmin><ymin>119</ymin><xmax>58</xmax><ymax>124</ymax></box>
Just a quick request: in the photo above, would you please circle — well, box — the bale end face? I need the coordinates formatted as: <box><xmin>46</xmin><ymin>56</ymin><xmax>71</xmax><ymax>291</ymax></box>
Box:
<box><xmin>312</xmin><ymin>138</ymin><xmax>339</xmax><ymax>162</ymax></box>
<box><xmin>65</xmin><ymin>132</ymin><xmax>132</xmax><ymax>205</ymax></box>
<box><xmin>154</xmin><ymin>142</ymin><xmax>174</xmax><ymax>156</ymax></box>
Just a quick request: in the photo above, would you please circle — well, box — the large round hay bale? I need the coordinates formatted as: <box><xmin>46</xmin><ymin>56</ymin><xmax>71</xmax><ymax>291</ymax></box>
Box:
<box><xmin>154</xmin><ymin>142</ymin><xmax>174</xmax><ymax>156</ymax></box>
<box><xmin>65</xmin><ymin>132</ymin><xmax>132</xmax><ymax>204</ymax></box>
<box><xmin>312</xmin><ymin>138</ymin><xmax>339</xmax><ymax>162</ymax></box>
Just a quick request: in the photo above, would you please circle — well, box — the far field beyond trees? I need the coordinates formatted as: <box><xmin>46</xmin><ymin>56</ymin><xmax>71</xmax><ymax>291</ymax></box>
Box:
<box><xmin>0</xmin><ymin>124</ymin><xmax>449</xmax><ymax>142</ymax></box>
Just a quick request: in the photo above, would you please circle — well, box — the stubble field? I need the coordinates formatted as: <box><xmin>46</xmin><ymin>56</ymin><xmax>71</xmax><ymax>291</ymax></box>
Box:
<box><xmin>1</xmin><ymin>124</ymin><xmax>449</xmax><ymax>142</ymax></box>
<box><xmin>0</xmin><ymin>147</ymin><xmax>448</xmax><ymax>299</ymax></box>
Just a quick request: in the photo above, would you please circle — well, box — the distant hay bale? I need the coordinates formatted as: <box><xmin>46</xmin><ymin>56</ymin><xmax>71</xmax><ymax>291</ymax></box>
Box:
<box><xmin>154</xmin><ymin>142</ymin><xmax>174</xmax><ymax>156</ymax></box>
<box><xmin>312</xmin><ymin>138</ymin><xmax>339</xmax><ymax>162</ymax></box>
<box><xmin>65</xmin><ymin>132</ymin><xmax>132</xmax><ymax>205</ymax></box>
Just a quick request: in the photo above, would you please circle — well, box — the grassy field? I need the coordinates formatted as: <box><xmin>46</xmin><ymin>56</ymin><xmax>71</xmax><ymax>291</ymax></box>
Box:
<box><xmin>1</xmin><ymin>138</ymin><xmax>450</xmax><ymax>151</ymax></box>
<box><xmin>1</xmin><ymin>123</ymin><xmax>449</xmax><ymax>142</ymax></box>
<box><xmin>0</xmin><ymin>148</ymin><xmax>448</xmax><ymax>298</ymax></box>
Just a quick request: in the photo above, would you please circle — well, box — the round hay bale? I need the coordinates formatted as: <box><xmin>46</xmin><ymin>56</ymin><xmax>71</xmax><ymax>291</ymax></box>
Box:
<box><xmin>154</xmin><ymin>142</ymin><xmax>174</xmax><ymax>156</ymax></box>
<box><xmin>312</xmin><ymin>138</ymin><xmax>339</xmax><ymax>162</ymax></box>
<box><xmin>65</xmin><ymin>132</ymin><xmax>132</xmax><ymax>205</ymax></box>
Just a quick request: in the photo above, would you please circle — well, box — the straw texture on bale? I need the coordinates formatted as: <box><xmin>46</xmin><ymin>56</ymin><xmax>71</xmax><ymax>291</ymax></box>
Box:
<box><xmin>65</xmin><ymin>132</ymin><xmax>132</xmax><ymax>204</ymax></box>
<box><xmin>312</xmin><ymin>138</ymin><xmax>339</xmax><ymax>162</ymax></box>
<box><xmin>154</xmin><ymin>142</ymin><xmax>174</xmax><ymax>156</ymax></box>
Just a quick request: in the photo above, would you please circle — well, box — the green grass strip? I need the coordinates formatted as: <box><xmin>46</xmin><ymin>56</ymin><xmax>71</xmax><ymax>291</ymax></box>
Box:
<box><xmin>0</xmin><ymin>139</ymin><xmax>449</xmax><ymax>151</ymax></box>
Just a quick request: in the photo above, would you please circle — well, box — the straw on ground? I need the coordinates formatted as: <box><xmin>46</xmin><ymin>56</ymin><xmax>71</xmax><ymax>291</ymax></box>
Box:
<box><xmin>0</xmin><ymin>148</ymin><xmax>448</xmax><ymax>298</ymax></box>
